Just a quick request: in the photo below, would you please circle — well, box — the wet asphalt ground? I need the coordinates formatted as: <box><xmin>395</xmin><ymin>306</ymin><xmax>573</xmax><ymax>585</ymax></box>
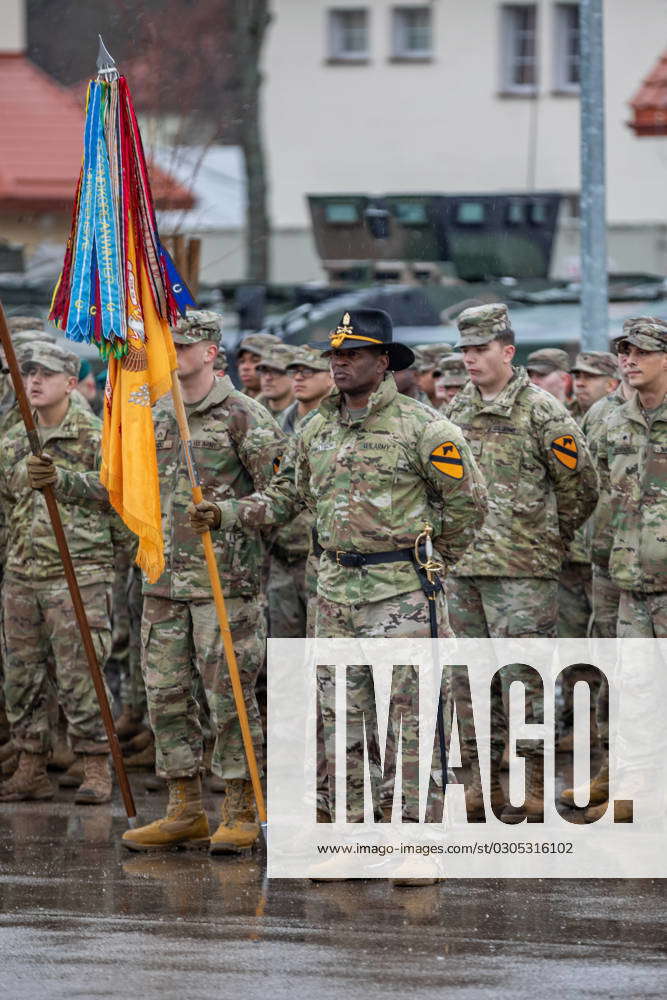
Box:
<box><xmin>0</xmin><ymin>772</ymin><xmax>665</xmax><ymax>1000</ymax></box>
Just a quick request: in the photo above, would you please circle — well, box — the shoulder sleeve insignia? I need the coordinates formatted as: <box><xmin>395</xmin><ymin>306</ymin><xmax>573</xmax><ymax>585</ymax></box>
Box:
<box><xmin>273</xmin><ymin>454</ymin><xmax>282</xmax><ymax>475</ymax></box>
<box><xmin>551</xmin><ymin>435</ymin><xmax>578</xmax><ymax>470</ymax></box>
<box><xmin>430</xmin><ymin>441</ymin><xmax>464</xmax><ymax>479</ymax></box>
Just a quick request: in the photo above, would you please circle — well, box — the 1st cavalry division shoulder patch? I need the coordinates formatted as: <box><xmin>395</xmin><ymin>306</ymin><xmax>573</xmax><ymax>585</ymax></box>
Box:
<box><xmin>551</xmin><ymin>435</ymin><xmax>578</xmax><ymax>470</ymax></box>
<box><xmin>430</xmin><ymin>441</ymin><xmax>464</xmax><ymax>479</ymax></box>
<box><xmin>273</xmin><ymin>455</ymin><xmax>282</xmax><ymax>474</ymax></box>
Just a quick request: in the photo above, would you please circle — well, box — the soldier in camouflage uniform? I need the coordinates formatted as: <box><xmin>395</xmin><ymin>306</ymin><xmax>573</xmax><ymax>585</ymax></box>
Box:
<box><xmin>445</xmin><ymin>304</ymin><xmax>598</xmax><ymax>822</ymax></box>
<box><xmin>557</xmin><ymin>352</ymin><xmax>620</xmax><ymax>640</ymax></box>
<box><xmin>255</xmin><ymin>342</ymin><xmax>296</xmax><ymax>420</ymax></box>
<box><xmin>191</xmin><ymin>310</ymin><xmax>487</xmax><ymax>861</ymax></box>
<box><xmin>583</xmin><ymin>337</ymin><xmax>635</xmax><ymax>638</ymax></box>
<box><xmin>1</xmin><ymin>325</ymin><xmax>60</xmax><ymax>775</ymax></box>
<box><xmin>236</xmin><ymin>332</ymin><xmax>280</xmax><ymax>399</ymax></box>
<box><xmin>556</xmin><ymin>352</ymin><xmax>619</xmax><ymax>750</ymax></box>
<box><xmin>393</xmin><ymin>348</ymin><xmax>432</xmax><ymax>405</ymax></box>
<box><xmin>580</xmin><ymin>318</ymin><xmax>667</xmax><ymax>824</ymax></box>
<box><xmin>594</xmin><ymin>318</ymin><xmax>667</xmax><ymax>638</ymax></box>
<box><xmin>266</xmin><ymin>346</ymin><xmax>332</xmax><ymax>638</ymax></box>
<box><xmin>415</xmin><ymin>343</ymin><xmax>453</xmax><ymax>407</ymax></box>
<box><xmin>121</xmin><ymin>310</ymin><xmax>286</xmax><ymax>855</ymax></box>
<box><xmin>434</xmin><ymin>353</ymin><xmax>467</xmax><ymax>408</ymax></box>
<box><xmin>526</xmin><ymin>348</ymin><xmax>572</xmax><ymax>405</ymax></box>
<box><xmin>0</xmin><ymin>343</ymin><xmax>115</xmax><ymax>805</ymax></box>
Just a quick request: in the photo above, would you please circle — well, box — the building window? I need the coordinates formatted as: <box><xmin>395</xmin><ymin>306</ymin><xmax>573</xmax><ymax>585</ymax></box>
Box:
<box><xmin>328</xmin><ymin>8</ymin><xmax>369</xmax><ymax>61</ymax></box>
<box><xmin>500</xmin><ymin>4</ymin><xmax>537</xmax><ymax>93</ymax></box>
<box><xmin>456</xmin><ymin>202</ymin><xmax>486</xmax><ymax>225</ymax></box>
<box><xmin>392</xmin><ymin>200</ymin><xmax>428</xmax><ymax>225</ymax></box>
<box><xmin>554</xmin><ymin>3</ymin><xmax>580</xmax><ymax>90</ymax></box>
<box><xmin>324</xmin><ymin>201</ymin><xmax>361</xmax><ymax>223</ymax></box>
<box><xmin>392</xmin><ymin>6</ymin><xmax>433</xmax><ymax>59</ymax></box>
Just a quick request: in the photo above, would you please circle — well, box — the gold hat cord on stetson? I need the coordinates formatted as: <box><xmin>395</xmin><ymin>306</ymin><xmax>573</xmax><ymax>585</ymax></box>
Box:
<box><xmin>329</xmin><ymin>312</ymin><xmax>383</xmax><ymax>349</ymax></box>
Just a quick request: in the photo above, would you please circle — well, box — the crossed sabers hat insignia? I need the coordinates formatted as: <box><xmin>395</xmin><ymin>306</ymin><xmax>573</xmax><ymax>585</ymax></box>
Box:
<box><xmin>329</xmin><ymin>312</ymin><xmax>384</xmax><ymax>350</ymax></box>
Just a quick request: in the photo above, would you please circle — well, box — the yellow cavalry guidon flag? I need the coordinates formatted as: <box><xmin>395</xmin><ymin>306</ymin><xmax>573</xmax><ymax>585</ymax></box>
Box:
<box><xmin>101</xmin><ymin>223</ymin><xmax>176</xmax><ymax>583</ymax></box>
<box><xmin>551</xmin><ymin>435</ymin><xmax>578</xmax><ymax>470</ymax></box>
<box><xmin>430</xmin><ymin>441</ymin><xmax>464</xmax><ymax>479</ymax></box>
<box><xmin>49</xmin><ymin>73</ymin><xmax>193</xmax><ymax>584</ymax></box>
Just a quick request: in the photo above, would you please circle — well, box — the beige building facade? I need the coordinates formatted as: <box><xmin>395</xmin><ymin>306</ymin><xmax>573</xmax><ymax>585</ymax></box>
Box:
<box><xmin>263</xmin><ymin>0</ymin><xmax>667</xmax><ymax>280</ymax></box>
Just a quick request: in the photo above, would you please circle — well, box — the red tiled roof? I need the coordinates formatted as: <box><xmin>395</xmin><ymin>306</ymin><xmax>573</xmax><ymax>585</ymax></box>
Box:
<box><xmin>0</xmin><ymin>53</ymin><xmax>194</xmax><ymax>209</ymax></box>
<box><xmin>629</xmin><ymin>50</ymin><xmax>667</xmax><ymax>136</ymax></box>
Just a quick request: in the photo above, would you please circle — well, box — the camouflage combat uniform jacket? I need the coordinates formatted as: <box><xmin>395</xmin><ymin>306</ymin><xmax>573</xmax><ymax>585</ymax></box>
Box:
<box><xmin>0</xmin><ymin>372</ymin><xmax>14</xmax><ymax>417</ymax></box>
<box><xmin>221</xmin><ymin>376</ymin><xmax>488</xmax><ymax>605</ymax></box>
<box><xmin>581</xmin><ymin>385</ymin><xmax>628</xmax><ymax>571</ymax></box>
<box><xmin>271</xmin><ymin>402</ymin><xmax>314</xmax><ymax>561</ymax></box>
<box><xmin>594</xmin><ymin>390</ymin><xmax>667</xmax><ymax>593</ymax></box>
<box><xmin>145</xmin><ymin>375</ymin><xmax>285</xmax><ymax>601</ymax></box>
<box><xmin>0</xmin><ymin>399</ymin><xmax>115</xmax><ymax>586</ymax></box>
<box><xmin>445</xmin><ymin>367</ymin><xmax>598</xmax><ymax>579</ymax></box>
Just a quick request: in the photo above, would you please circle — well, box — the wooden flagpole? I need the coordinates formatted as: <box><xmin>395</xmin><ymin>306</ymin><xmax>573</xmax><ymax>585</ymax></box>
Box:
<box><xmin>169</xmin><ymin>372</ymin><xmax>267</xmax><ymax>836</ymax></box>
<box><xmin>0</xmin><ymin>301</ymin><xmax>138</xmax><ymax>825</ymax></box>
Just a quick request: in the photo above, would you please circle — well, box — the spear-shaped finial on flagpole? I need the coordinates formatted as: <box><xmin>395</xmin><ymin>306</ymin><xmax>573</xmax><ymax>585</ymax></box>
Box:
<box><xmin>97</xmin><ymin>34</ymin><xmax>118</xmax><ymax>79</ymax></box>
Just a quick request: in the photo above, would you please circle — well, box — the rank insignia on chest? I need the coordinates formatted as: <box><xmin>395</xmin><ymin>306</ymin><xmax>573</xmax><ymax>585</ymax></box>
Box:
<box><xmin>551</xmin><ymin>435</ymin><xmax>578</xmax><ymax>470</ymax></box>
<box><xmin>430</xmin><ymin>441</ymin><xmax>464</xmax><ymax>479</ymax></box>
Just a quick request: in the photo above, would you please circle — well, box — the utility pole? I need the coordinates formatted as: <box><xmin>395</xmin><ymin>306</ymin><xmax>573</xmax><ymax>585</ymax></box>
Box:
<box><xmin>579</xmin><ymin>0</ymin><xmax>609</xmax><ymax>350</ymax></box>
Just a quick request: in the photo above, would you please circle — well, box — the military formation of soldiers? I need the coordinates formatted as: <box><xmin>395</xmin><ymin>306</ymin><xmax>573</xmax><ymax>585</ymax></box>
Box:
<box><xmin>0</xmin><ymin>301</ymin><xmax>665</xmax><ymax>885</ymax></box>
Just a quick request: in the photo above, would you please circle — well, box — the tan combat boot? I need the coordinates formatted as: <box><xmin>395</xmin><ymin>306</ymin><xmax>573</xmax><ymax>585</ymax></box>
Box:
<box><xmin>0</xmin><ymin>751</ymin><xmax>53</xmax><ymax>801</ymax></box>
<box><xmin>560</xmin><ymin>763</ymin><xmax>608</xmax><ymax>809</ymax></box>
<box><xmin>0</xmin><ymin>740</ymin><xmax>17</xmax><ymax>768</ymax></box>
<box><xmin>0</xmin><ymin>748</ymin><xmax>18</xmax><ymax>778</ymax></box>
<box><xmin>75</xmin><ymin>755</ymin><xmax>112</xmax><ymax>804</ymax></box>
<box><xmin>501</xmin><ymin>757</ymin><xmax>544</xmax><ymax>823</ymax></box>
<box><xmin>114</xmin><ymin>705</ymin><xmax>145</xmax><ymax>743</ymax></box>
<box><xmin>0</xmin><ymin>706</ymin><xmax>10</xmax><ymax>746</ymax></box>
<box><xmin>124</xmin><ymin>733</ymin><xmax>156</xmax><ymax>771</ymax></box>
<box><xmin>585</xmin><ymin>799</ymin><xmax>633</xmax><ymax>823</ymax></box>
<box><xmin>122</xmin><ymin>775</ymin><xmax>210</xmax><ymax>852</ymax></box>
<box><xmin>123</xmin><ymin>728</ymin><xmax>154</xmax><ymax>755</ymax></box>
<box><xmin>59</xmin><ymin>756</ymin><xmax>84</xmax><ymax>788</ymax></box>
<box><xmin>48</xmin><ymin>737</ymin><xmax>75</xmax><ymax>772</ymax></box>
<box><xmin>209</xmin><ymin>778</ymin><xmax>260</xmax><ymax>854</ymax></box>
<box><xmin>465</xmin><ymin>764</ymin><xmax>505</xmax><ymax>821</ymax></box>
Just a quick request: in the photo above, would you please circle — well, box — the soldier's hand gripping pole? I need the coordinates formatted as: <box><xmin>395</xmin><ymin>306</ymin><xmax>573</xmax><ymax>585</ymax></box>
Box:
<box><xmin>414</xmin><ymin>523</ymin><xmax>448</xmax><ymax>800</ymax></box>
<box><xmin>169</xmin><ymin>372</ymin><xmax>267</xmax><ymax>840</ymax></box>
<box><xmin>0</xmin><ymin>301</ymin><xmax>138</xmax><ymax>825</ymax></box>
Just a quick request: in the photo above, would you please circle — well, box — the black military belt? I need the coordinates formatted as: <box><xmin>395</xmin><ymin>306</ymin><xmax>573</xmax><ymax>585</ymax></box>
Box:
<box><xmin>324</xmin><ymin>547</ymin><xmax>414</xmax><ymax>568</ymax></box>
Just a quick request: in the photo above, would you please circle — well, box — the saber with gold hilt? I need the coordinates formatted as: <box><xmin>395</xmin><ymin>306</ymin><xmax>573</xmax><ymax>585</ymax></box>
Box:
<box><xmin>414</xmin><ymin>522</ymin><xmax>448</xmax><ymax>800</ymax></box>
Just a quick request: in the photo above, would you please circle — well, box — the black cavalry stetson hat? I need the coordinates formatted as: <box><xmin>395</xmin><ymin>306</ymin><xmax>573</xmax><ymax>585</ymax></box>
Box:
<box><xmin>312</xmin><ymin>308</ymin><xmax>415</xmax><ymax>372</ymax></box>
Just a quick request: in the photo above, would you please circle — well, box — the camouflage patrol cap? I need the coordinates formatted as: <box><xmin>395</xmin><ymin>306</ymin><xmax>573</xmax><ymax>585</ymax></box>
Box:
<box><xmin>526</xmin><ymin>348</ymin><xmax>570</xmax><ymax>374</ymax></box>
<box><xmin>571</xmin><ymin>351</ymin><xmax>619</xmax><ymax>377</ymax></box>
<box><xmin>286</xmin><ymin>345</ymin><xmax>330</xmax><ymax>373</ymax></box>
<box><xmin>236</xmin><ymin>332</ymin><xmax>280</xmax><ymax>359</ymax></box>
<box><xmin>20</xmin><ymin>342</ymin><xmax>79</xmax><ymax>378</ymax></box>
<box><xmin>456</xmin><ymin>303</ymin><xmax>512</xmax><ymax>347</ymax></box>
<box><xmin>408</xmin><ymin>347</ymin><xmax>424</xmax><ymax>371</ymax></box>
<box><xmin>617</xmin><ymin>316</ymin><xmax>667</xmax><ymax>353</ymax></box>
<box><xmin>171</xmin><ymin>309</ymin><xmax>222</xmax><ymax>346</ymax></box>
<box><xmin>10</xmin><ymin>329</ymin><xmax>57</xmax><ymax>349</ymax></box>
<box><xmin>8</xmin><ymin>315</ymin><xmax>45</xmax><ymax>334</ymax></box>
<box><xmin>414</xmin><ymin>343</ymin><xmax>453</xmax><ymax>372</ymax></box>
<box><xmin>214</xmin><ymin>344</ymin><xmax>228</xmax><ymax>371</ymax></box>
<box><xmin>437</xmin><ymin>353</ymin><xmax>467</xmax><ymax>386</ymax></box>
<box><xmin>256</xmin><ymin>342</ymin><xmax>297</xmax><ymax>374</ymax></box>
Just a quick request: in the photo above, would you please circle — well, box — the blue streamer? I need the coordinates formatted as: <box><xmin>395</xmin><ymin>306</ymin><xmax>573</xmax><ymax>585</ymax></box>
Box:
<box><xmin>159</xmin><ymin>243</ymin><xmax>197</xmax><ymax>316</ymax></box>
<box><xmin>66</xmin><ymin>82</ymin><xmax>100</xmax><ymax>342</ymax></box>
<box><xmin>92</xmin><ymin>99</ymin><xmax>124</xmax><ymax>342</ymax></box>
